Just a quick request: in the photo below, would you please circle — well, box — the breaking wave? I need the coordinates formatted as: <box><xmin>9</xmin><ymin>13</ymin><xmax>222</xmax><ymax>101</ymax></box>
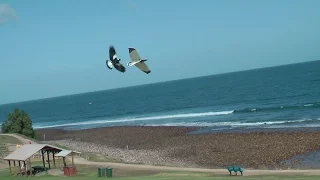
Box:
<box><xmin>157</xmin><ymin>118</ymin><xmax>320</xmax><ymax>128</ymax></box>
<box><xmin>33</xmin><ymin>101</ymin><xmax>320</xmax><ymax>130</ymax></box>
<box><xmin>33</xmin><ymin>110</ymin><xmax>234</xmax><ymax>129</ymax></box>
<box><xmin>234</xmin><ymin>102</ymin><xmax>320</xmax><ymax>113</ymax></box>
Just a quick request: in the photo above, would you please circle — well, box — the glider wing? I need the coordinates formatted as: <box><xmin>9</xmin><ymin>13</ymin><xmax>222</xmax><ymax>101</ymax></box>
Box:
<box><xmin>128</xmin><ymin>48</ymin><xmax>151</xmax><ymax>74</ymax></box>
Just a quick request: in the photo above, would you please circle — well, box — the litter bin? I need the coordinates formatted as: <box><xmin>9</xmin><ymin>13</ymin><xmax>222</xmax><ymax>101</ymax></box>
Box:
<box><xmin>106</xmin><ymin>167</ymin><xmax>113</xmax><ymax>178</ymax></box>
<box><xmin>68</xmin><ymin>166</ymin><xmax>77</xmax><ymax>176</ymax></box>
<box><xmin>98</xmin><ymin>167</ymin><xmax>106</xmax><ymax>177</ymax></box>
<box><xmin>63</xmin><ymin>166</ymin><xmax>69</xmax><ymax>176</ymax></box>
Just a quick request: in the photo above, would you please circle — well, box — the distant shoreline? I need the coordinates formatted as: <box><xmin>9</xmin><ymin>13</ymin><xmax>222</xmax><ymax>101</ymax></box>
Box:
<box><xmin>35</xmin><ymin>125</ymin><xmax>320</xmax><ymax>169</ymax></box>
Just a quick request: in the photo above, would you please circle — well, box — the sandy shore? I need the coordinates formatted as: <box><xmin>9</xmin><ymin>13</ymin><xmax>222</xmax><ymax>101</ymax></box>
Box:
<box><xmin>35</xmin><ymin>126</ymin><xmax>320</xmax><ymax>169</ymax></box>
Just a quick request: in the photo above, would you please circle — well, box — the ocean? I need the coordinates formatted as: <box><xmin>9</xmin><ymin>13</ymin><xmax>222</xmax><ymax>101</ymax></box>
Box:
<box><xmin>1</xmin><ymin>60</ymin><xmax>320</xmax><ymax>133</ymax></box>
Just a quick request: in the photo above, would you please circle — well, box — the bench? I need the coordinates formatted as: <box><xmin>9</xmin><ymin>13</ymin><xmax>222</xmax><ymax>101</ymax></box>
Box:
<box><xmin>226</xmin><ymin>166</ymin><xmax>244</xmax><ymax>176</ymax></box>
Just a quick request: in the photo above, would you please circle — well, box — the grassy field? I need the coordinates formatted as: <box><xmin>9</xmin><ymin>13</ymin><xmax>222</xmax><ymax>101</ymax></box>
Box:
<box><xmin>0</xmin><ymin>136</ymin><xmax>22</xmax><ymax>144</ymax></box>
<box><xmin>1</xmin><ymin>167</ymin><xmax>320</xmax><ymax>180</ymax></box>
<box><xmin>1</xmin><ymin>134</ymin><xmax>320</xmax><ymax>180</ymax></box>
<box><xmin>80</xmin><ymin>152</ymin><xmax>125</xmax><ymax>163</ymax></box>
<box><xmin>16</xmin><ymin>133</ymin><xmax>41</xmax><ymax>144</ymax></box>
<box><xmin>0</xmin><ymin>135</ymin><xmax>22</xmax><ymax>162</ymax></box>
<box><xmin>1</xmin><ymin>163</ymin><xmax>320</xmax><ymax>180</ymax></box>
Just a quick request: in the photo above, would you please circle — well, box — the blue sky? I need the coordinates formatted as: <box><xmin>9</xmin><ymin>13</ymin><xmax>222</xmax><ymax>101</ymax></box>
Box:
<box><xmin>1</xmin><ymin>0</ymin><xmax>320</xmax><ymax>104</ymax></box>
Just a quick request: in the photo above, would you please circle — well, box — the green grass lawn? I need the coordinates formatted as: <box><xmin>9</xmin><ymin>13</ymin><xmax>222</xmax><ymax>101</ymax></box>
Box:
<box><xmin>1</xmin><ymin>165</ymin><xmax>320</xmax><ymax>180</ymax></box>
<box><xmin>1</xmin><ymin>171</ymin><xmax>320</xmax><ymax>180</ymax></box>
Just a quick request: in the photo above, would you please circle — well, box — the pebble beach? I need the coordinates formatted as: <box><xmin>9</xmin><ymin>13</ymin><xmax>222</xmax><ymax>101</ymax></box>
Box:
<box><xmin>35</xmin><ymin>126</ymin><xmax>320</xmax><ymax>169</ymax></box>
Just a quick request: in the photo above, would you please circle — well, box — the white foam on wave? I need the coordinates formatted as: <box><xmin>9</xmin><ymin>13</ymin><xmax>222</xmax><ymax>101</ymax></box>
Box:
<box><xmin>304</xmin><ymin>104</ymin><xmax>313</xmax><ymax>107</ymax></box>
<box><xmin>33</xmin><ymin>110</ymin><xmax>234</xmax><ymax>129</ymax></box>
<box><xmin>147</xmin><ymin>118</ymin><xmax>317</xmax><ymax>127</ymax></box>
<box><xmin>34</xmin><ymin>116</ymin><xmax>319</xmax><ymax>130</ymax></box>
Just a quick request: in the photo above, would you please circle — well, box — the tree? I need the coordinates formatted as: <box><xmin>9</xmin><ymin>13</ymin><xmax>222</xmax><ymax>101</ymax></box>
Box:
<box><xmin>1</xmin><ymin>108</ymin><xmax>35</xmax><ymax>138</ymax></box>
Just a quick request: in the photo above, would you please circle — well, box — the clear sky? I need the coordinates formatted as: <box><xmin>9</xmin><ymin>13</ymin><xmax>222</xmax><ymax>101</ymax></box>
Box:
<box><xmin>1</xmin><ymin>0</ymin><xmax>320</xmax><ymax>104</ymax></box>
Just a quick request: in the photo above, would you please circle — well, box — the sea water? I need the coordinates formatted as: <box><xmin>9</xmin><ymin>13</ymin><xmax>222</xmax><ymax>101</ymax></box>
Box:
<box><xmin>0</xmin><ymin>60</ymin><xmax>319</xmax><ymax>132</ymax></box>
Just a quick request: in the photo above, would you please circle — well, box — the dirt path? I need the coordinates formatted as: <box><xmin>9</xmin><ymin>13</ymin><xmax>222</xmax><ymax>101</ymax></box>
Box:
<box><xmin>2</xmin><ymin>133</ymin><xmax>320</xmax><ymax>176</ymax></box>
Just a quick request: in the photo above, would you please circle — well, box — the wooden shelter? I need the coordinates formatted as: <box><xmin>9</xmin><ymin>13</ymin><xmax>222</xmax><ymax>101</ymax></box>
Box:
<box><xmin>3</xmin><ymin>144</ymin><xmax>64</xmax><ymax>176</ymax></box>
<box><xmin>55</xmin><ymin>150</ymin><xmax>81</xmax><ymax>167</ymax></box>
<box><xmin>55</xmin><ymin>150</ymin><xmax>81</xmax><ymax>176</ymax></box>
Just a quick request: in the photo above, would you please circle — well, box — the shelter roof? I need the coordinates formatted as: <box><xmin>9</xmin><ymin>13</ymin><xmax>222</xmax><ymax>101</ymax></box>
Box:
<box><xmin>55</xmin><ymin>150</ymin><xmax>81</xmax><ymax>157</ymax></box>
<box><xmin>3</xmin><ymin>144</ymin><xmax>64</xmax><ymax>161</ymax></box>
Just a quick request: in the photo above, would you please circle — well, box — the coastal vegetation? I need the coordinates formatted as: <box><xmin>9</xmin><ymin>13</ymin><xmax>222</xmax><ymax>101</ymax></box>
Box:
<box><xmin>1</xmin><ymin>108</ymin><xmax>35</xmax><ymax>138</ymax></box>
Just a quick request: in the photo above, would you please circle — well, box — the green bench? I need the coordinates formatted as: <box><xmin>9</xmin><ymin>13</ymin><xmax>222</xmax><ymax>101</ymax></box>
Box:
<box><xmin>226</xmin><ymin>166</ymin><xmax>244</xmax><ymax>176</ymax></box>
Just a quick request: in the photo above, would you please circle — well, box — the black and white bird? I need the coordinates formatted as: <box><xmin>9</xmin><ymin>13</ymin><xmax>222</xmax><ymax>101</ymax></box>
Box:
<box><xmin>106</xmin><ymin>45</ymin><xmax>126</xmax><ymax>73</ymax></box>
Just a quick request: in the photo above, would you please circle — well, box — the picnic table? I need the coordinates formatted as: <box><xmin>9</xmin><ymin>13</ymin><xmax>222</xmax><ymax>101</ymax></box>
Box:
<box><xmin>32</xmin><ymin>166</ymin><xmax>45</xmax><ymax>173</ymax></box>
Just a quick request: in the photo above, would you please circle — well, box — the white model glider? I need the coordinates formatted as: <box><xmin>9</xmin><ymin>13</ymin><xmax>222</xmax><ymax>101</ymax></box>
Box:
<box><xmin>127</xmin><ymin>48</ymin><xmax>151</xmax><ymax>74</ymax></box>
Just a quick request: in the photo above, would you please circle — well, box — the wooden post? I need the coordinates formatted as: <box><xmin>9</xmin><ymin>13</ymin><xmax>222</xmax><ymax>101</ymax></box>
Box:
<box><xmin>12</xmin><ymin>161</ymin><xmax>15</xmax><ymax>176</ymax></box>
<box><xmin>18</xmin><ymin>161</ymin><xmax>21</xmax><ymax>176</ymax></box>
<box><xmin>58</xmin><ymin>157</ymin><xmax>60</xmax><ymax>169</ymax></box>
<box><xmin>63</xmin><ymin>157</ymin><xmax>66</xmax><ymax>166</ymax></box>
<box><xmin>28</xmin><ymin>158</ymin><xmax>32</xmax><ymax>176</ymax></box>
<box><xmin>53</xmin><ymin>152</ymin><xmax>56</xmax><ymax>168</ymax></box>
<box><xmin>41</xmin><ymin>150</ymin><xmax>46</xmax><ymax>168</ymax></box>
<box><xmin>8</xmin><ymin>160</ymin><xmax>12</xmax><ymax>176</ymax></box>
<box><xmin>23</xmin><ymin>161</ymin><xmax>26</xmax><ymax>176</ymax></box>
<box><xmin>71</xmin><ymin>152</ymin><xmax>74</xmax><ymax>167</ymax></box>
<box><xmin>47</xmin><ymin>151</ymin><xmax>51</xmax><ymax>169</ymax></box>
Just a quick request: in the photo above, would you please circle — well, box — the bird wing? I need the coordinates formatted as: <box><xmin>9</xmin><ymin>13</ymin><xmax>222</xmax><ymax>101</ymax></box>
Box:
<box><xmin>109</xmin><ymin>46</ymin><xmax>117</xmax><ymax>60</ymax></box>
<box><xmin>114</xmin><ymin>62</ymin><xmax>126</xmax><ymax>73</ymax></box>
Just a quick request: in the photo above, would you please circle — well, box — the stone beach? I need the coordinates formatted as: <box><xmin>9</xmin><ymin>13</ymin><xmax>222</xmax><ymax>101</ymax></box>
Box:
<box><xmin>35</xmin><ymin>126</ymin><xmax>320</xmax><ymax>169</ymax></box>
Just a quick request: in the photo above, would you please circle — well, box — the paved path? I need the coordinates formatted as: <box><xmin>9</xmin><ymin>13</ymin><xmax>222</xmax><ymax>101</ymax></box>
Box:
<box><xmin>2</xmin><ymin>133</ymin><xmax>320</xmax><ymax>176</ymax></box>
